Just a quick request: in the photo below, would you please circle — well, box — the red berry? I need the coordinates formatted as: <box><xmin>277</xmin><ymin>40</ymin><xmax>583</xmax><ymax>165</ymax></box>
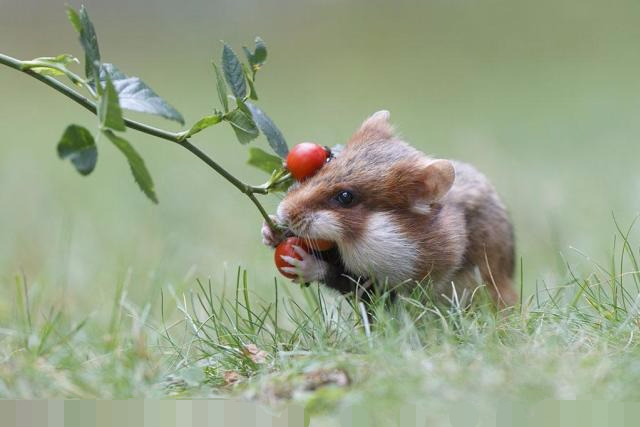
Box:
<box><xmin>302</xmin><ymin>238</ymin><xmax>335</xmax><ymax>252</ymax></box>
<box><xmin>274</xmin><ymin>237</ymin><xmax>335</xmax><ymax>279</ymax></box>
<box><xmin>274</xmin><ymin>237</ymin><xmax>307</xmax><ymax>279</ymax></box>
<box><xmin>286</xmin><ymin>142</ymin><xmax>328</xmax><ymax>181</ymax></box>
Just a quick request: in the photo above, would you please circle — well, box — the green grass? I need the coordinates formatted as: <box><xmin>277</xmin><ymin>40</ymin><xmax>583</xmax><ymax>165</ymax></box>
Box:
<box><xmin>2</xmin><ymin>221</ymin><xmax>640</xmax><ymax>426</ymax></box>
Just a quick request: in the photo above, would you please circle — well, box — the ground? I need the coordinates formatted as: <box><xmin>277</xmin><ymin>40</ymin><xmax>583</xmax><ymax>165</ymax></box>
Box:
<box><xmin>3</xmin><ymin>240</ymin><xmax>640</xmax><ymax>426</ymax></box>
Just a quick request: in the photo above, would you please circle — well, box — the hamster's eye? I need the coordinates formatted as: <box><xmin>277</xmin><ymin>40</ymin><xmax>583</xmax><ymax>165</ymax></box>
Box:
<box><xmin>335</xmin><ymin>190</ymin><xmax>355</xmax><ymax>207</ymax></box>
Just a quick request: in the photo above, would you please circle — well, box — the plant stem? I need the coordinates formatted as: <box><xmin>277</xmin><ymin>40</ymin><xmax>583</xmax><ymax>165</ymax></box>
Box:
<box><xmin>0</xmin><ymin>52</ymin><xmax>278</xmax><ymax>231</ymax></box>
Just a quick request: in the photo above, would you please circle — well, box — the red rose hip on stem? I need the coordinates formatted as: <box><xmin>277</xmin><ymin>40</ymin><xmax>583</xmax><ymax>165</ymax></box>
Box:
<box><xmin>274</xmin><ymin>237</ymin><xmax>335</xmax><ymax>279</ymax></box>
<box><xmin>285</xmin><ymin>142</ymin><xmax>328</xmax><ymax>181</ymax></box>
<box><xmin>274</xmin><ymin>237</ymin><xmax>306</xmax><ymax>279</ymax></box>
<box><xmin>303</xmin><ymin>238</ymin><xmax>334</xmax><ymax>251</ymax></box>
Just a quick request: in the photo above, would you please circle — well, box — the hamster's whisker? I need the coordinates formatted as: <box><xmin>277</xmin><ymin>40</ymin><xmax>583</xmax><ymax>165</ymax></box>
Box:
<box><xmin>289</xmin><ymin>219</ymin><xmax>304</xmax><ymax>235</ymax></box>
<box><xmin>307</xmin><ymin>236</ymin><xmax>320</xmax><ymax>253</ymax></box>
<box><xmin>291</xmin><ymin>217</ymin><xmax>311</xmax><ymax>236</ymax></box>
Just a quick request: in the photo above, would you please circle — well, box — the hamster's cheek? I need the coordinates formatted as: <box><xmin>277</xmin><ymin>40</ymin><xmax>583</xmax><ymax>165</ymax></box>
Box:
<box><xmin>338</xmin><ymin>212</ymin><xmax>419</xmax><ymax>283</ymax></box>
<box><xmin>307</xmin><ymin>210</ymin><xmax>343</xmax><ymax>241</ymax></box>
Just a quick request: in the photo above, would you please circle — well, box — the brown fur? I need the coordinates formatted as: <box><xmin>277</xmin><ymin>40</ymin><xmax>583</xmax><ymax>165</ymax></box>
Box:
<box><xmin>277</xmin><ymin>111</ymin><xmax>517</xmax><ymax>306</ymax></box>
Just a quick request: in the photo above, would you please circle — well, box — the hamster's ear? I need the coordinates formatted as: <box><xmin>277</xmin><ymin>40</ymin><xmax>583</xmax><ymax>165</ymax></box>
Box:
<box><xmin>419</xmin><ymin>159</ymin><xmax>455</xmax><ymax>202</ymax></box>
<box><xmin>348</xmin><ymin>110</ymin><xmax>394</xmax><ymax>145</ymax></box>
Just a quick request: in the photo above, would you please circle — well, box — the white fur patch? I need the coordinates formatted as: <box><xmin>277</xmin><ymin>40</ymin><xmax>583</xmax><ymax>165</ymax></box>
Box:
<box><xmin>306</xmin><ymin>210</ymin><xmax>343</xmax><ymax>240</ymax></box>
<box><xmin>278</xmin><ymin>205</ymin><xmax>343</xmax><ymax>241</ymax></box>
<box><xmin>411</xmin><ymin>202</ymin><xmax>431</xmax><ymax>215</ymax></box>
<box><xmin>275</xmin><ymin>203</ymin><xmax>288</xmax><ymax>225</ymax></box>
<box><xmin>338</xmin><ymin>212</ymin><xmax>418</xmax><ymax>284</ymax></box>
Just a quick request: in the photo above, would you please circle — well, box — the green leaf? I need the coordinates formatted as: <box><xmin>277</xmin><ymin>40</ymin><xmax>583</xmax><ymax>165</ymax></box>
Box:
<box><xmin>211</xmin><ymin>62</ymin><xmax>229</xmax><ymax>112</ymax></box>
<box><xmin>183</xmin><ymin>113</ymin><xmax>223</xmax><ymax>138</ymax></box>
<box><xmin>79</xmin><ymin>6</ymin><xmax>101</xmax><ymax>80</ymax></box>
<box><xmin>222</xmin><ymin>43</ymin><xmax>247</xmax><ymax>99</ymax></box>
<box><xmin>30</xmin><ymin>54</ymin><xmax>79</xmax><ymax>69</ymax></box>
<box><xmin>224</xmin><ymin>108</ymin><xmax>259</xmax><ymax>144</ymax></box>
<box><xmin>236</xmin><ymin>97</ymin><xmax>253</xmax><ymax>117</ymax></box>
<box><xmin>67</xmin><ymin>5</ymin><xmax>101</xmax><ymax>81</ymax></box>
<box><xmin>26</xmin><ymin>54</ymin><xmax>81</xmax><ymax>81</ymax></box>
<box><xmin>98</xmin><ymin>74</ymin><xmax>126</xmax><ymax>131</ymax></box>
<box><xmin>103</xmin><ymin>130</ymin><xmax>158</xmax><ymax>203</ymax></box>
<box><xmin>242</xmin><ymin>63</ymin><xmax>258</xmax><ymax>101</ymax></box>
<box><xmin>242</xmin><ymin>37</ymin><xmax>267</xmax><ymax>74</ymax></box>
<box><xmin>66</xmin><ymin>8</ymin><xmax>82</xmax><ymax>33</ymax></box>
<box><xmin>247</xmin><ymin>147</ymin><xmax>283</xmax><ymax>175</ymax></box>
<box><xmin>245</xmin><ymin>102</ymin><xmax>288</xmax><ymax>157</ymax></box>
<box><xmin>253</xmin><ymin>38</ymin><xmax>267</xmax><ymax>64</ymax></box>
<box><xmin>263</xmin><ymin>168</ymin><xmax>293</xmax><ymax>193</ymax></box>
<box><xmin>98</xmin><ymin>64</ymin><xmax>185</xmax><ymax>125</ymax></box>
<box><xmin>29</xmin><ymin>67</ymin><xmax>66</xmax><ymax>77</ymax></box>
<box><xmin>268</xmin><ymin>171</ymin><xmax>294</xmax><ymax>193</ymax></box>
<box><xmin>57</xmin><ymin>125</ymin><xmax>97</xmax><ymax>176</ymax></box>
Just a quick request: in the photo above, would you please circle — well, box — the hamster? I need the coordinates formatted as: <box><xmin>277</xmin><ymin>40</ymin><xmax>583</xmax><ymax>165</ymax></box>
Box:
<box><xmin>262</xmin><ymin>110</ymin><xmax>517</xmax><ymax>306</ymax></box>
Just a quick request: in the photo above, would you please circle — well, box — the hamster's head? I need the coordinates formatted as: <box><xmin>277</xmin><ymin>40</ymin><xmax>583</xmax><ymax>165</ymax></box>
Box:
<box><xmin>276</xmin><ymin>110</ymin><xmax>455</xmax><ymax>248</ymax></box>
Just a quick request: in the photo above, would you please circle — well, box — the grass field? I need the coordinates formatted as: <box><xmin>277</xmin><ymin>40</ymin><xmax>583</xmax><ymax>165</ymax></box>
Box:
<box><xmin>2</xmin><ymin>0</ymin><xmax>640</xmax><ymax>425</ymax></box>
<box><xmin>5</xmin><ymin>242</ymin><xmax>640</xmax><ymax>425</ymax></box>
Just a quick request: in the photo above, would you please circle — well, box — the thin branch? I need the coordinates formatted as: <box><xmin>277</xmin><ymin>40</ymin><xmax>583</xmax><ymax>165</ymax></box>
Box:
<box><xmin>0</xmin><ymin>52</ymin><xmax>278</xmax><ymax>231</ymax></box>
<box><xmin>0</xmin><ymin>53</ymin><xmax>188</xmax><ymax>144</ymax></box>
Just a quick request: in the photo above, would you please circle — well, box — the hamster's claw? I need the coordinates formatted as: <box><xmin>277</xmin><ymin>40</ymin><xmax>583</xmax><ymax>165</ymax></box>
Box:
<box><xmin>291</xmin><ymin>245</ymin><xmax>307</xmax><ymax>258</ymax></box>
<box><xmin>280</xmin><ymin>245</ymin><xmax>328</xmax><ymax>283</ymax></box>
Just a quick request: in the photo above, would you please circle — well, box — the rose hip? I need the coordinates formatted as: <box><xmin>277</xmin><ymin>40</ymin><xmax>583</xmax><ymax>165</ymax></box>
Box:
<box><xmin>274</xmin><ymin>236</ymin><xmax>335</xmax><ymax>279</ymax></box>
<box><xmin>285</xmin><ymin>142</ymin><xmax>328</xmax><ymax>181</ymax></box>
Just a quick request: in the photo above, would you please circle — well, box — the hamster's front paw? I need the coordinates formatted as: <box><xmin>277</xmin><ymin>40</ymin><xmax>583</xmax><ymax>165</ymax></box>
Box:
<box><xmin>279</xmin><ymin>245</ymin><xmax>328</xmax><ymax>283</ymax></box>
<box><xmin>262</xmin><ymin>216</ymin><xmax>283</xmax><ymax>247</ymax></box>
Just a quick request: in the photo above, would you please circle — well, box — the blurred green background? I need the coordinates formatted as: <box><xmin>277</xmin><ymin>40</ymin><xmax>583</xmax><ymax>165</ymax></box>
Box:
<box><xmin>2</xmin><ymin>0</ymin><xmax>640</xmax><ymax>315</ymax></box>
